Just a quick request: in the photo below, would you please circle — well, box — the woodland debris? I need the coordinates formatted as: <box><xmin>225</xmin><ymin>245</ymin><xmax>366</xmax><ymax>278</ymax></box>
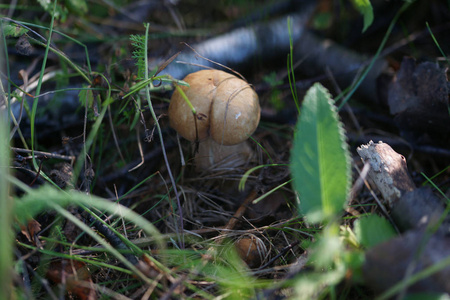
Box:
<box><xmin>363</xmin><ymin>230</ymin><xmax>450</xmax><ymax>294</ymax></box>
<box><xmin>357</xmin><ymin>140</ymin><xmax>450</xmax><ymax>295</ymax></box>
<box><xmin>155</xmin><ymin>2</ymin><xmax>386</xmax><ymax>103</ymax></box>
<box><xmin>234</xmin><ymin>233</ymin><xmax>269</xmax><ymax>268</ymax></box>
<box><xmin>357</xmin><ymin>140</ymin><xmax>448</xmax><ymax>234</ymax></box>
<box><xmin>46</xmin><ymin>260</ymin><xmax>97</xmax><ymax>300</ymax></box>
<box><xmin>357</xmin><ymin>140</ymin><xmax>415</xmax><ymax>207</ymax></box>
<box><xmin>291</xmin><ymin>28</ymin><xmax>387</xmax><ymax>103</ymax></box>
<box><xmin>154</xmin><ymin>8</ymin><xmax>315</xmax><ymax>80</ymax></box>
<box><xmin>391</xmin><ymin>188</ymin><xmax>450</xmax><ymax>236</ymax></box>
<box><xmin>387</xmin><ymin>56</ymin><xmax>450</xmax><ymax>146</ymax></box>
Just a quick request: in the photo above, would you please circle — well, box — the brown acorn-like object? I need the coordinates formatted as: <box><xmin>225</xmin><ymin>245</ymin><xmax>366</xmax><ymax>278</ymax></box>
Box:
<box><xmin>234</xmin><ymin>234</ymin><xmax>268</xmax><ymax>268</ymax></box>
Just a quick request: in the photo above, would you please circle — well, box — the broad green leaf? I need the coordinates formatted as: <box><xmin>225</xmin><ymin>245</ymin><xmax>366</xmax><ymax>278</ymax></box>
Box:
<box><xmin>351</xmin><ymin>0</ymin><xmax>374</xmax><ymax>32</ymax></box>
<box><xmin>290</xmin><ymin>83</ymin><xmax>351</xmax><ymax>223</ymax></box>
<box><xmin>354</xmin><ymin>214</ymin><xmax>397</xmax><ymax>248</ymax></box>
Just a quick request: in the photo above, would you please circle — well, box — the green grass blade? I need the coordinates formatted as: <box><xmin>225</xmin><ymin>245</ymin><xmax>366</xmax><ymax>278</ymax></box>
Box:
<box><xmin>337</xmin><ymin>0</ymin><xmax>415</xmax><ymax>110</ymax></box>
<box><xmin>290</xmin><ymin>83</ymin><xmax>351</xmax><ymax>223</ymax></box>
<box><xmin>0</xmin><ymin>70</ymin><xmax>13</xmax><ymax>300</ymax></box>
<box><xmin>7</xmin><ymin>19</ymin><xmax>93</xmax><ymax>78</ymax></box>
<box><xmin>31</xmin><ymin>1</ymin><xmax>57</xmax><ymax>168</ymax></box>
<box><xmin>14</xmin><ymin>185</ymin><xmax>164</xmax><ymax>250</ymax></box>
<box><xmin>287</xmin><ymin>17</ymin><xmax>300</xmax><ymax>114</ymax></box>
<box><xmin>140</xmin><ymin>23</ymin><xmax>184</xmax><ymax>248</ymax></box>
<box><xmin>238</xmin><ymin>163</ymin><xmax>287</xmax><ymax>191</ymax></box>
<box><xmin>426</xmin><ymin>22</ymin><xmax>450</xmax><ymax>66</ymax></box>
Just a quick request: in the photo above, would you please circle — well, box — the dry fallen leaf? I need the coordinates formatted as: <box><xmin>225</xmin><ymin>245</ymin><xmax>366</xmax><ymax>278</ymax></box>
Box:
<box><xmin>46</xmin><ymin>260</ymin><xmax>97</xmax><ymax>300</ymax></box>
<box><xmin>20</xmin><ymin>219</ymin><xmax>42</xmax><ymax>245</ymax></box>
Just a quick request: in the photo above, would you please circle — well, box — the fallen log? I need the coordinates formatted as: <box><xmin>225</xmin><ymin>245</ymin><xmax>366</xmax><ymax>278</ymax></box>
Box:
<box><xmin>357</xmin><ymin>140</ymin><xmax>450</xmax><ymax>295</ymax></box>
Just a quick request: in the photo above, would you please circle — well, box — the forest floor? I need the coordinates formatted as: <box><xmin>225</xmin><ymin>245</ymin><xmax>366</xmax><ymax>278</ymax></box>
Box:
<box><xmin>2</xmin><ymin>1</ymin><xmax>450</xmax><ymax>299</ymax></box>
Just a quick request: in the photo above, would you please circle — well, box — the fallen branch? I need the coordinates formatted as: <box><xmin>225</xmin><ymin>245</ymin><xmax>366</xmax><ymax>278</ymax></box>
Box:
<box><xmin>357</xmin><ymin>140</ymin><xmax>449</xmax><ymax>233</ymax></box>
<box><xmin>357</xmin><ymin>140</ymin><xmax>450</xmax><ymax>295</ymax></box>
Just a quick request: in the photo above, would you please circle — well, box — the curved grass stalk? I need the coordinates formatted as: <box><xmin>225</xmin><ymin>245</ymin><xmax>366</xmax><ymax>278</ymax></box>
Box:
<box><xmin>30</xmin><ymin>0</ymin><xmax>57</xmax><ymax>185</ymax></box>
<box><xmin>252</xmin><ymin>179</ymin><xmax>293</xmax><ymax>205</ymax></box>
<box><xmin>26</xmin><ymin>36</ymin><xmax>91</xmax><ymax>84</ymax></box>
<box><xmin>287</xmin><ymin>17</ymin><xmax>300</xmax><ymax>114</ymax></box>
<box><xmin>1</xmin><ymin>17</ymin><xmax>93</xmax><ymax>83</ymax></box>
<box><xmin>337</xmin><ymin>0</ymin><xmax>416</xmax><ymax>110</ymax></box>
<box><xmin>426</xmin><ymin>22</ymin><xmax>450</xmax><ymax>65</ymax></box>
<box><xmin>17</xmin><ymin>241</ymin><xmax>134</xmax><ymax>274</ymax></box>
<box><xmin>141</xmin><ymin>23</ymin><xmax>185</xmax><ymax>248</ymax></box>
<box><xmin>71</xmin><ymin>73</ymin><xmax>112</xmax><ymax>188</ymax></box>
<box><xmin>123</xmin><ymin>75</ymin><xmax>188</xmax><ymax>99</ymax></box>
<box><xmin>0</xmin><ymin>63</ymin><xmax>12</xmax><ymax>300</ymax></box>
<box><xmin>238</xmin><ymin>163</ymin><xmax>288</xmax><ymax>192</ymax></box>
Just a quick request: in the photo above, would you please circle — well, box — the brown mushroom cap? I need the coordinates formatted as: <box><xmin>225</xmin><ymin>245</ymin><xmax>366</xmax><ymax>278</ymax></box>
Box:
<box><xmin>169</xmin><ymin>69</ymin><xmax>260</xmax><ymax>145</ymax></box>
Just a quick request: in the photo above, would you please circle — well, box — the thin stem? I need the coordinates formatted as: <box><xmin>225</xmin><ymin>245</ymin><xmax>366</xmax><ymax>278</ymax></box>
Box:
<box><xmin>143</xmin><ymin>23</ymin><xmax>185</xmax><ymax>248</ymax></box>
<box><xmin>338</xmin><ymin>0</ymin><xmax>416</xmax><ymax>110</ymax></box>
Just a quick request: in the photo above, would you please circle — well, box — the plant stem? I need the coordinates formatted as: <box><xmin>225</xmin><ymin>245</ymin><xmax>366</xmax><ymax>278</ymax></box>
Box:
<box><xmin>0</xmin><ymin>59</ymin><xmax>13</xmax><ymax>300</ymax></box>
<box><xmin>338</xmin><ymin>0</ymin><xmax>415</xmax><ymax>110</ymax></box>
<box><xmin>143</xmin><ymin>23</ymin><xmax>184</xmax><ymax>248</ymax></box>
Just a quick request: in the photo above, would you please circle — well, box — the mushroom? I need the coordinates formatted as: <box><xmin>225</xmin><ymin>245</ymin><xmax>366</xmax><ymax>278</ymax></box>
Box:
<box><xmin>234</xmin><ymin>234</ymin><xmax>268</xmax><ymax>268</ymax></box>
<box><xmin>169</xmin><ymin>69</ymin><xmax>260</xmax><ymax>170</ymax></box>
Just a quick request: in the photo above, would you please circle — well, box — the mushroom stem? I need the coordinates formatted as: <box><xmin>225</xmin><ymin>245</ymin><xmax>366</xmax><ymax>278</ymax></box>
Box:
<box><xmin>194</xmin><ymin>138</ymin><xmax>254</xmax><ymax>171</ymax></box>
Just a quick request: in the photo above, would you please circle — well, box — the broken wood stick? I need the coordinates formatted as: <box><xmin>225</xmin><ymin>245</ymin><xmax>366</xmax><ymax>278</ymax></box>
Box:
<box><xmin>357</xmin><ymin>140</ymin><xmax>450</xmax><ymax>295</ymax></box>
<box><xmin>357</xmin><ymin>140</ymin><xmax>449</xmax><ymax>234</ymax></box>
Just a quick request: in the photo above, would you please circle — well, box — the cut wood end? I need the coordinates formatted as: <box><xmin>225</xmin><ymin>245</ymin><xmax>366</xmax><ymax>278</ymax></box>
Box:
<box><xmin>357</xmin><ymin>140</ymin><xmax>415</xmax><ymax>207</ymax></box>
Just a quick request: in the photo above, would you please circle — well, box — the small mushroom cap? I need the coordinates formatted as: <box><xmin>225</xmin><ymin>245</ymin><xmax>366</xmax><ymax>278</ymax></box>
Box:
<box><xmin>234</xmin><ymin>234</ymin><xmax>268</xmax><ymax>268</ymax></box>
<box><xmin>169</xmin><ymin>69</ymin><xmax>260</xmax><ymax>145</ymax></box>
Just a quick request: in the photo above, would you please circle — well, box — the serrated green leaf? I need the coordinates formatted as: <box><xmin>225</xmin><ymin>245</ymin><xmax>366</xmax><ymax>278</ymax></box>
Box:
<box><xmin>2</xmin><ymin>24</ymin><xmax>29</xmax><ymax>38</ymax></box>
<box><xmin>290</xmin><ymin>83</ymin><xmax>351</xmax><ymax>223</ymax></box>
<box><xmin>354</xmin><ymin>214</ymin><xmax>397</xmax><ymax>248</ymax></box>
<box><xmin>130</xmin><ymin>34</ymin><xmax>146</xmax><ymax>80</ymax></box>
<box><xmin>351</xmin><ymin>0</ymin><xmax>374</xmax><ymax>32</ymax></box>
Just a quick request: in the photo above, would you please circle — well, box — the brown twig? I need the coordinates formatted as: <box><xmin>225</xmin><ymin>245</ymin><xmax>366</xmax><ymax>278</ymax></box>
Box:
<box><xmin>11</xmin><ymin>147</ymin><xmax>76</xmax><ymax>163</ymax></box>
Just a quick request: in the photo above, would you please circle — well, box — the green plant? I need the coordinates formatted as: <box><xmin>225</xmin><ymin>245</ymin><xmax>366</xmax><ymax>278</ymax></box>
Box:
<box><xmin>262</xmin><ymin>72</ymin><xmax>284</xmax><ymax>111</ymax></box>
<box><xmin>37</xmin><ymin>0</ymin><xmax>88</xmax><ymax>21</ymax></box>
<box><xmin>351</xmin><ymin>0</ymin><xmax>374</xmax><ymax>32</ymax></box>
<box><xmin>288</xmin><ymin>81</ymin><xmax>401</xmax><ymax>300</ymax></box>
<box><xmin>289</xmin><ymin>82</ymin><xmax>352</xmax><ymax>298</ymax></box>
<box><xmin>285</xmin><ymin>2</ymin><xmax>444</xmax><ymax>298</ymax></box>
<box><xmin>291</xmin><ymin>83</ymin><xmax>351</xmax><ymax>224</ymax></box>
<box><xmin>0</xmin><ymin>70</ymin><xmax>13</xmax><ymax>300</ymax></box>
<box><xmin>127</xmin><ymin>24</ymin><xmax>186</xmax><ymax>247</ymax></box>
